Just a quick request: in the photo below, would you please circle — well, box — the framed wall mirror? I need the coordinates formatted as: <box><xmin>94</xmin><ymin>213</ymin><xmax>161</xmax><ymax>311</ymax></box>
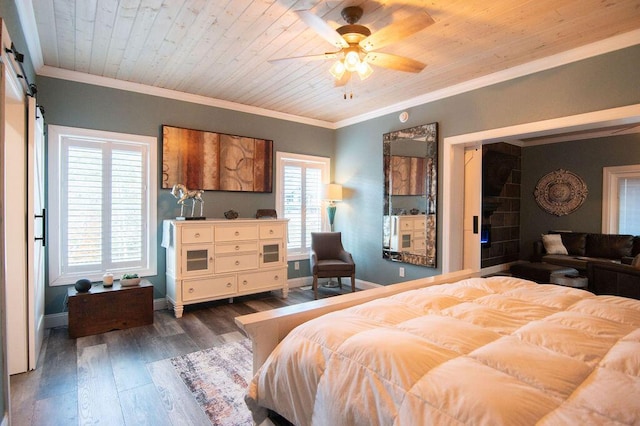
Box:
<box><xmin>383</xmin><ymin>123</ymin><xmax>438</xmax><ymax>267</ymax></box>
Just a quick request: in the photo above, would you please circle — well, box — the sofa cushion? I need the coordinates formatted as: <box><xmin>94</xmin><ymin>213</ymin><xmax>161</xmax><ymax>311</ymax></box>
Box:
<box><xmin>510</xmin><ymin>262</ymin><xmax>578</xmax><ymax>283</ymax></box>
<box><xmin>558</xmin><ymin>232</ymin><xmax>587</xmax><ymax>256</ymax></box>
<box><xmin>586</xmin><ymin>234</ymin><xmax>633</xmax><ymax>259</ymax></box>
<box><xmin>541</xmin><ymin>234</ymin><xmax>567</xmax><ymax>255</ymax></box>
<box><xmin>633</xmin><ymin>236</ymin><xmax>640</xmax><ymax>257</ymax></box>
<box><xmin>542</xmin><ymin>255</ymin><xmax>589</xmax><ymax>271</ymax></box>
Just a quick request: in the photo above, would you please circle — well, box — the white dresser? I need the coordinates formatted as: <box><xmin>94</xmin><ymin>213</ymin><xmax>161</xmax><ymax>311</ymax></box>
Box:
<box><xmin>163</xmin><ymin>219</ymin><xmax>288</xmax><ymax>318</ymax></box>
<box><xmin>388</xmin><ymin>214</ymin><xmax>426</xmax><ymax>254</ymax></box>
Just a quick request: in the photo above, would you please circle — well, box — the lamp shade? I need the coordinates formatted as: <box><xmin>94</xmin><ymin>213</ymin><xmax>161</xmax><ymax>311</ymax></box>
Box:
<box><xmin>324</xmin><ymin>183</ymin><xmax>343</xmax><ymax>201</ymax></box>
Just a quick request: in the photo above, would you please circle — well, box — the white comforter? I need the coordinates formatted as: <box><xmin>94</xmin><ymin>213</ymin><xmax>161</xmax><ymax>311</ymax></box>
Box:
<box><xmin>246</xmin><ymin>277</ymin><xmax>640</xmax><ymax>425</ymax></box>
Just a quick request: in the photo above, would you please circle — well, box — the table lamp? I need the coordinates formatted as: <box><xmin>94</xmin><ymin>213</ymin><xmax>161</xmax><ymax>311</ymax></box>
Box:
<box><xmin>324</xmin><ymin>183</ymin><xmax>343</xmax><ymax>231</ymax></box>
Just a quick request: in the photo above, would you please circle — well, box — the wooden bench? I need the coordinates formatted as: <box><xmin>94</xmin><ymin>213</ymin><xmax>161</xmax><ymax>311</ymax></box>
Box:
<box><xmin>67</xmin><ymin>280</ymin><xmax>154</xmax><ymax>338</ymax></box>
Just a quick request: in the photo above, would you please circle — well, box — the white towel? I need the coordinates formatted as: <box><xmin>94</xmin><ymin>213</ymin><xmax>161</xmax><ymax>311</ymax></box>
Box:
<box><xmin>161</xmin><ymin>220</ymin><xmax>172</xmax><ymax>248</ymax></box>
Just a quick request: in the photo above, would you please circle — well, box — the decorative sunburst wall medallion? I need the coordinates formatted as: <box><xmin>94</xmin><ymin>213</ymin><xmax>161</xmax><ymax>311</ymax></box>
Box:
<box><xmin>534</xmin><ymin>169</ymin><xmax>588</xmax><ymax>216</ymax></box>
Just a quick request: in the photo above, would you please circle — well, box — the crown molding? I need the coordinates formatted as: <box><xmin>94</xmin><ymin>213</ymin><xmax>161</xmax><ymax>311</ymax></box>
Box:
<box><xmin>37</xmin><ymin>66</ymin><xmax>337</xmax><ymax>130</ymax></box>
<box><xmin>33</xmin><ymin>27</ymin><xmax>639</xmax><ymax>130</ymax></box>
<box><xmin>334</xmin><ymin>29</ymin><xmax>640</xmax><ymax>129</ymax></box>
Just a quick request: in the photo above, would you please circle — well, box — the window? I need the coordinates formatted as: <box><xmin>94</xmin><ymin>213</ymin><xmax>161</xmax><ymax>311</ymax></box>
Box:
<box><xmin>48</xmin><ymin>126</ymin><xmax>157</xmax><ymax>285</ymax></box>
<box><xmin>276</xmin><ymin>152</ymin><xmax>330</xmax><ymax>259</ymax></box>
<box><xmin>602</xmin><ymin>164</ymin><xmax>640</xmax><ymax>235</ymax></box>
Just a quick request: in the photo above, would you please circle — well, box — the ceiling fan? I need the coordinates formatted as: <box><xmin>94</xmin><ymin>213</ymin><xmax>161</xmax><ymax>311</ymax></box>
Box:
<box><xmin>269</xmin><ymin>5</ymin><xmax>435</xmax><ymax>86</ymax></box>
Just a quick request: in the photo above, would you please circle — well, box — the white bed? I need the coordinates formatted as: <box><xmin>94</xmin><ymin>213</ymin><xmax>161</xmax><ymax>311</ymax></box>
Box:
<box><xmin>244</xmin><ymin>276</ymin><xmax>640</xmax><ymax>425</ymax></box>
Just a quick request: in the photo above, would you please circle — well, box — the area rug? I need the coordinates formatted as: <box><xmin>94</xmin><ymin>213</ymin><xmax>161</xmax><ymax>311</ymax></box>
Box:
<box><xmin>170</xmin><ymin>338</ymin><xmax>253</xmax><ymax>426</ymax></box>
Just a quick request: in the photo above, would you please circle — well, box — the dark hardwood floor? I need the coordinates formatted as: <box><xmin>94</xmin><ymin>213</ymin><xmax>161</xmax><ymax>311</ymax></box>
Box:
<box><xmin>9</xmin><ymin>285</ymin><xmax>352</xmax><ymax>425</ymax></box>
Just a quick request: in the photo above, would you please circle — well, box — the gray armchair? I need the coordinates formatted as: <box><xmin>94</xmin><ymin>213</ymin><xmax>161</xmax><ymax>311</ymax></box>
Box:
<box><xmin>310</xmin><ymin>232</ymin><xmax>356</xmax><ymax>299</ymax></box>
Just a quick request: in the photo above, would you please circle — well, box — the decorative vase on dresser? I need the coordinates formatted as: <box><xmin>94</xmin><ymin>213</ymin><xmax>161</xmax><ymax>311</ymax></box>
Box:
<box><xmin>163</xmin><ymin>218</ymin><xmax>288</xmax><ymax>318</ymax></box>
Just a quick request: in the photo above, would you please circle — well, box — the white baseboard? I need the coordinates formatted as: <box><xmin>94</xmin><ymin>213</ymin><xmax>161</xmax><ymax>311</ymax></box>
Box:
<box><xmin>154</xmin><ymin>298</ymin><xmax>168</xmax><ymax>311</ymax></box>
<box><xmin>287</xmin><ymin>276</ymin><xmax>313</xmax><ymax>288</ymax></box>
<box><xmin>44</xmin><ymin>312</ymin><xmax>69</xmax><ymax>329</ymax></box>
<box><xmin>288</xmin><ymin>276</ymin><xmax>378</xmax><ymax>290</ymax></box>
<box><xmin>45</xmin><ymin>279</ymin><xmax>380</xmax><ymax>329</ymax></box>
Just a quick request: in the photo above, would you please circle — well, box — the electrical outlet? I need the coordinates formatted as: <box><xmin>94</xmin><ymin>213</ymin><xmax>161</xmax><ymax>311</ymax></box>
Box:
<box><xmin>294</xmin><ymin>261</ymin><xmax>299</xmax><ymax>270</ymax></box>
<box><xmin>399</xmin><ymin>267</ymin><xmax>405</xmax><ymax>277</ymax></box>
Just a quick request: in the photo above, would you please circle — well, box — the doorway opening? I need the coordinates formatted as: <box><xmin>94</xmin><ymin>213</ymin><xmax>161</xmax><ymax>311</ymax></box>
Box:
<box><xmin>442</xmin><ymin>104</ymin><xmax>640</xmax><ymax>274</ymax></box>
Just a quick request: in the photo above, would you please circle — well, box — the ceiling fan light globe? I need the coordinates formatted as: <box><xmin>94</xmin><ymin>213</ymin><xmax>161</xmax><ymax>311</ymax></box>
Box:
<box><xmin>330</xmin><ymin>61</ymin><xmax>346</xmax><ymax>79</ymax></box>
<box><xmin>344</xmin><ymin>50</ymin><xmax>360</xmax><ymax>72</ymax></box>
<box><xmin>356</xmin><ymin>61</ymin><xmax>373</xmax><ymax>80</ymax></box>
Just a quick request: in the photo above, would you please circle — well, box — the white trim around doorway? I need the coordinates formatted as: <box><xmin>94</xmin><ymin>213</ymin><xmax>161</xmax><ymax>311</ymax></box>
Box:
<box><xmin>442</xmin><ymin>104</ymin><xmax>640</xmax><ymax>274</ymax></box>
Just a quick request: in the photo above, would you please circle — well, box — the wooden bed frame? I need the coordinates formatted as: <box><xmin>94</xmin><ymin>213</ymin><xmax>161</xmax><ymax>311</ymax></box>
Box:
<box><xmin>235</xmin><ymin>269</ymin><xmax>478</xmax><ymax>373</ymax></box>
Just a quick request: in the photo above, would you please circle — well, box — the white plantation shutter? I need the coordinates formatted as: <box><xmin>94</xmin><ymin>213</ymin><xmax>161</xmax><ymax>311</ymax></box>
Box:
<box><xmin>277</xmin><ymin>152</ymin><xmax>329</xmax><ymax>257</ymax></box>
<box><xmin>112</xmin><ymin>149</ymin><xmax>144</xmax><ymax>263</ymax></box>
<box><xmin>66</xmin><ymin>145</ymin><xmax>103</xmax><ymax>267</ymax></box>
<box><xmin>305</xmin><ymin>168</ymin><xmax>323</xmax><ymax>238</ymax></box>
<box><xmin>284</xmin><ymin>165</ymin><xmax>303</xmax><ymax>249</ymax></box>
<box><xmin>49</xmin><ymin>126</ymin><xmax>157</xmax><ymax>285</ymax></box>
<box><xmin>619</xmin><ymin>177</ymin><xmax>640</xmax><ymax>235</ymax></box>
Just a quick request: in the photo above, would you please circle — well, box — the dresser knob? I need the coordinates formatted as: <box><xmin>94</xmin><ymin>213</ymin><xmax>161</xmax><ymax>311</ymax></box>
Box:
<box><xmin>269</xmin><ymin>229</ymin><xmax>274</xmax><ymax>234</ymax></box>
<box><xmin>188</xmin><ymin>288</ymin><xmax>195</xmax><ymax>293</ymax></box>
<box><xmin>235</xmin><ymin>260</ymin><xmax>240</xmax><ymax>265</ymax></box>
<box><xmin>274</xmin><ymin>275</ymin><xmax>279</xmax><ymax>280</ymax></box>
<box><xmin>195</xmin><ymin>233</ymin><xmax>200</xmax><ymax>238</ymax></box>
<box><xmin>226</xmin><ymin>282</ymin><xmax>232</xmax><ymax>288</ymax></box>
<box><xmin>235</xmin><ymin>231</ymin><xmax>240</xmax><ymax>236</ymax></box>
<box><xmin>235</xmin><ymin>245</ymin><xmax>240</xmax><ymax>251</ymax></box>
<box><xmin>243</xmin><ymin>280</ymin><xmax>248</xmax><ymax>285</ymax></box>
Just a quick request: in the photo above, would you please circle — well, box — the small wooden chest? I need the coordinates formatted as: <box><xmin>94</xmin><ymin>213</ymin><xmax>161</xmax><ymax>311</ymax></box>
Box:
<box><xmin>67</xmin><ymin>280</ymin><xmax>154</xmax><ymax>338</ymax></box>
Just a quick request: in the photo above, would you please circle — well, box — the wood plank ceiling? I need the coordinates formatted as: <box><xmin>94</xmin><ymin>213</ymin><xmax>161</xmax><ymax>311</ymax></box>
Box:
<box><xmin>30</xmin><ymin>0</ymin><xmax>640</xmax><ymax>125</ymax></box>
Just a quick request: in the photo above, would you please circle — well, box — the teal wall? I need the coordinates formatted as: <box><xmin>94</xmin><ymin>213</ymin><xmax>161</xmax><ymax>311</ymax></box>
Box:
<box><xmin>520</xmin><ymin>133</ymin><xmax>640</xmax><ymax>260</ymax></box>
<box><xmin>335</xmin><ymin>45</ymin><xmax>640</xmax><ymax>284</ymax></box>
<box><xmin>37</xmin><ymin>77</ymin><xmax>333</xmax><ymax>314</ymax></box>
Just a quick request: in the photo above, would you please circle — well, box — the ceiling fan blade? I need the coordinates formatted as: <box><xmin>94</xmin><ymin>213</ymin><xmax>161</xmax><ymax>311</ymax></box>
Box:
<box><xmin>296</xmin><ymin>10</ymin><xmax>349</xmax><ymax>49</ymax></box>
<box><xmin>269</xmin><ymin>52</ymin><xmax>340</xmax><ymax>64</ymax></box>
<box><xmin>359</xmin><ymin>12</ymin><xmax>435</xmax><ymax>52</ymax></box>
<box><xmin>364</xmin><ymin>52</ymin><xmax>426</xmax><ymax>73</ymax></box>
<box><xmin>334</xmin><ymin>71</ymin><xmax>351</xmax><ymax>87</ymax></box>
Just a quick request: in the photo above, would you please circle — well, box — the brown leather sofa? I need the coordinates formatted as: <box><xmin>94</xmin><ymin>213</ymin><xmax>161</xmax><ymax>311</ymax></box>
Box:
<box><xmin>587</xmin><ymin>260</ymin><xmax>640</xmax><ymax>300</ymax></box>
<box><xmin>532</xmin><ymin>232</ymin><xmax>640</xmax><ymax>273</ymax></box>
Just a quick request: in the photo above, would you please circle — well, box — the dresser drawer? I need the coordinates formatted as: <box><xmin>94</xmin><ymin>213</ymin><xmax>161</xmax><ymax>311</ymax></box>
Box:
<box><xmin>182</xmin><ymin>275</ymin><xmax>236</xmax><ymax>302</ymax></box>
<box><xmin>181</xmin><ymin>226</ymin><xmax>213</xmax><ymax>243</ymax></box>
<box><xmin>238</xmin><ymin>268</ymin><xmax>287</xmax><ymax>293</ymax></box>
<box><xmin>259</xmin><ymin>222</ymin><xmax>285</xmax><ymax>239</ymax></box>
<box><xmin>399</xmin><ymin>219</ymin><xmax>413</xmax><ymax>231</ymax></box>
<box><xmin>215</xmin><ymin>224</ymin><xmax>258</xmax><ymax>242</ymax></box>
<box><xmin>413</xmin><ymin>238</ymin><xmax>427</xmax><ymax>250</ymax></box>
<box><xmin>215</xmin><ymin>253</ymin><xmax>259</xmax><ymax>273</ymax></box>
<box><xmin>215</xmin><ymin>241</ymin><xmax>258</xmax><ymax>255</ymax></box>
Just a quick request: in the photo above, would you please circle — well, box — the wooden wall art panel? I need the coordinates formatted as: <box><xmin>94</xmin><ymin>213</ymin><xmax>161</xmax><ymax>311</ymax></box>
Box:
<box><xmin>162</xmin><ymin>125</ymin><xmax>273</xmax><ymax>192</ymax></box>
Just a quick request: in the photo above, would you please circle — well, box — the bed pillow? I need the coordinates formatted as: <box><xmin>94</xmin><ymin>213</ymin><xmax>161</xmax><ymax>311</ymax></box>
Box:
<box><xmin>632</xmin><ymin>254</ymin><xmax>640</xmax><ymax>269</ymax></box>
<box><xmin>542</xmin><ymin>234</ymin><xmax>568</xmax><ymax>255</ymax></box>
